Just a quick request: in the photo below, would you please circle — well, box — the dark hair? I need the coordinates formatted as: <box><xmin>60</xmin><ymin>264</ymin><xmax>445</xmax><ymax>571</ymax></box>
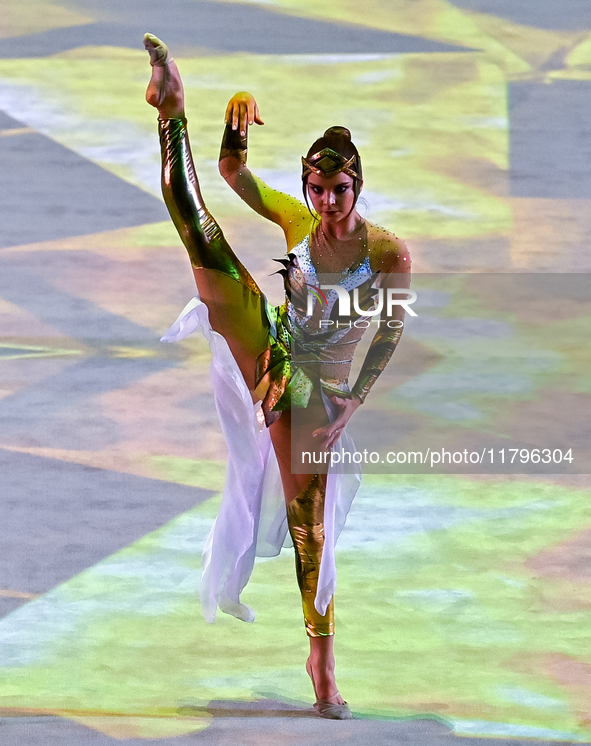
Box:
<box><xmin>302</xmin><ymin>126</ymin><xmax>363</xmax><ymax>216</ymax></box>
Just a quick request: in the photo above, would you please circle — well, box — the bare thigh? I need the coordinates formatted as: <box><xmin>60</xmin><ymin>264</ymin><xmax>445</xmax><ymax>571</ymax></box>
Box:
<box><xmin>192</xmin><ymin>268</ymin><xmax>269</xmax><ymax>391</ymax></box>
<box><xmin>270</xmin><ymin>399</ymin><xmax>331</xmax><ymax>504</ymax></box>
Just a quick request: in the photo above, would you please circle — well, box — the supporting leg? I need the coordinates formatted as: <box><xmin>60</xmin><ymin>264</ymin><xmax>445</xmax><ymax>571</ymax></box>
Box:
<box><xmin>286</xmin><ymin>475</ymin><xmax>350</xmax><ymax>717</ymax></box>
<box><xmin>270</xmin><ymin>409</ymin><xmax>348</xmax><ymax>713</ymax></box>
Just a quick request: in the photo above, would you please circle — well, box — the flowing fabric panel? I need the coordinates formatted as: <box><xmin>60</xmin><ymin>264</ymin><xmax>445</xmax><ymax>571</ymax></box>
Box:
<box><xmin>162</xmin><ymin>295</ymin><xmax>361</xmax><ymax>620</ymax></box>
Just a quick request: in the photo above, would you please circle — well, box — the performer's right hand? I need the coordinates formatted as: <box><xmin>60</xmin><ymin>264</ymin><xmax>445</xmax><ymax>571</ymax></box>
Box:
<box><xmin>225</xmin><ymin>92</ymin><xmax>264</xmax><ymax>136</ymax></box>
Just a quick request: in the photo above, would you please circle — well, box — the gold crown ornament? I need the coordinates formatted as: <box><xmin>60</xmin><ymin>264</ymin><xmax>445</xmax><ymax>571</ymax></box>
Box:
<box><xmin>301</xmin><ymin>148</ymin><xmax>359</xmax><ymax>179</ymax></box>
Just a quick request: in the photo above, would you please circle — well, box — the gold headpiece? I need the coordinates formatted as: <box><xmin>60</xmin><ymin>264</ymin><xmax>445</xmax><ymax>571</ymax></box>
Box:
<box><xmin>301</xmin><ymin>148</ymin><xmax>359</xmax><ymax>180</ymax></box>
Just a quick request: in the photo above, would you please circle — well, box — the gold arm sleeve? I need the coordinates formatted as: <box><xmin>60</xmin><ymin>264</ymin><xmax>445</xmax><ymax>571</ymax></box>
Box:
<box><xmin>353</xmin><ymin>228</ymin><xmax>411</xmax><ymax>402</ymax></box>
<box><xmin>351</xmin><ymin>321</ymin><xmax>404</xmax><ymax>403</ymax></box>
<box><xmin>219</xmin><ymin>123</ymin><xmax>247</xmax><ymax>165</ymax></box>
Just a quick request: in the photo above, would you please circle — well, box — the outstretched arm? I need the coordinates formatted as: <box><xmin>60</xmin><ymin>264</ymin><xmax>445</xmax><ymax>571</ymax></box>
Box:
<box><xmin>219</xmin><ymin>92</ymin><xmax>313</xmax><ymax>245</ymax></box>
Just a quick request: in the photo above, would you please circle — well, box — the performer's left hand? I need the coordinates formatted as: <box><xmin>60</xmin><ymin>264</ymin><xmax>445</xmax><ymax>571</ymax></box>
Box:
<box><xmin>313</xmin><ymin>395</ymin><xmax>361</xmax><ymax>450</ymax></box>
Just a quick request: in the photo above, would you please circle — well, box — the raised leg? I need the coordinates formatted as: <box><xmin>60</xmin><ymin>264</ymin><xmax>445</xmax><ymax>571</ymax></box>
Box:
<box><xmin>145</xmin><ymin>35</ymin><xmax>269</xmax><ymax>389</ymax></box>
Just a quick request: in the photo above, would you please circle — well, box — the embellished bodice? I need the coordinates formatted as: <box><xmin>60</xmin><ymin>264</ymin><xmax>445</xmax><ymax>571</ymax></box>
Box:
<box><xmin>284</xmin><ymin>235</ymin><xmax>377</xmax><ymax>381</ymax></box>
<box><xmin>253</xmin><ymin>234</ymin><xmax>381</xmax><ymax>424</ymax></box>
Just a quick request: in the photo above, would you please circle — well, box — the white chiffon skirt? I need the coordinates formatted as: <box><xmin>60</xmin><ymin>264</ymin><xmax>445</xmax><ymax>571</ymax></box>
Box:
<box><xmin>162</xmin><ymin>295</ymin><xmax>361</xmax><ymax>623</ymax></box>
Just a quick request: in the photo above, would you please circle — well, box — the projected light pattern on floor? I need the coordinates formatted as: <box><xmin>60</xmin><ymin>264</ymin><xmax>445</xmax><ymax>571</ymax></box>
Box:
<box><xmin>0</xmin><ymin>0</ymin><xmax>590</xmax><ymax>741</ymax></box>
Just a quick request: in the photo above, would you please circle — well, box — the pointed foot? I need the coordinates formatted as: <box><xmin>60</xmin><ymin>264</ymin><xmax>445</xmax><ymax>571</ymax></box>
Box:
<box><xmin>143</xmin><ymin>33</ymin><xmax>169</xmax><ymax>67</ymax></box>
<box><xmin>143</xmin><ymin>33</ymin><xmax>184</xmax><ymax>118</ymax></box>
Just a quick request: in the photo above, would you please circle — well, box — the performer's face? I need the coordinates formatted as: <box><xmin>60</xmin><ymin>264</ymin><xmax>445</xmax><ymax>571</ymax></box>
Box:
<box><xmin>306</xmin><ymin>172</ymin><xmax>357</xmax><ymax>223</ymax></box>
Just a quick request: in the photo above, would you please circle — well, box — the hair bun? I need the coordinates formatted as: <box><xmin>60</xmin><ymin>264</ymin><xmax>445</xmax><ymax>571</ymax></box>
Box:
<box><xmin>323</xmin><ymin>126</ymin><xmax>351</xmax><ymax>140</ymax></box>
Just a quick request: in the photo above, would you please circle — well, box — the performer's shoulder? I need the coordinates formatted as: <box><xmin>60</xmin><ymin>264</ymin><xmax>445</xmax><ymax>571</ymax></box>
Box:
<box><xmin>365</xmin><ymin>219</ymin><xmax>410</xmax><ymax>272</ymax></box>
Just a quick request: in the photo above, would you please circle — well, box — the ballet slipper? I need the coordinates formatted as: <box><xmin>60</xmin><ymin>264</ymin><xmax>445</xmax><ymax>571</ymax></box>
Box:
<box><xmin>144</xmin><ymin>33</ymin><xmax>172</xmax><ymax>111</ymax></box>
<box><xmin>143</xmin><ymin>33</ymin><xmax>184</xmax><ymax>117</ymax></box>
<box><xmin>313</xmin><ymin>700</ymin><xmax>352</xmax><ymax>720</ymax></box>
<box><xmin>143</xmin><ymin>33</ymin><xmax>169</xmax><ymax>67</ymax></box>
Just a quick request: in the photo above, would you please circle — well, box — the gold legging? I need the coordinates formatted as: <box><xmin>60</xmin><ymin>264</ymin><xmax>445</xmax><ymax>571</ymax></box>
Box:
<box><xmin>286</xmin><ymin>474</ymin><xmax>334</xmax><ymax>636</ymax></box>
<box><xmin>159</xmin><ymin>117</ymin><xmax>333</xmax><ymax>637</ymax></box>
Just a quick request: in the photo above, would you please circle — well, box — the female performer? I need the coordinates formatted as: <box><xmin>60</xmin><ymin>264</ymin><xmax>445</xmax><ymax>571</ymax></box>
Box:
<box><xmin>144</xmin><ymin>33</ymin><xmax>410</xmax><ymax>720</ymax></box>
